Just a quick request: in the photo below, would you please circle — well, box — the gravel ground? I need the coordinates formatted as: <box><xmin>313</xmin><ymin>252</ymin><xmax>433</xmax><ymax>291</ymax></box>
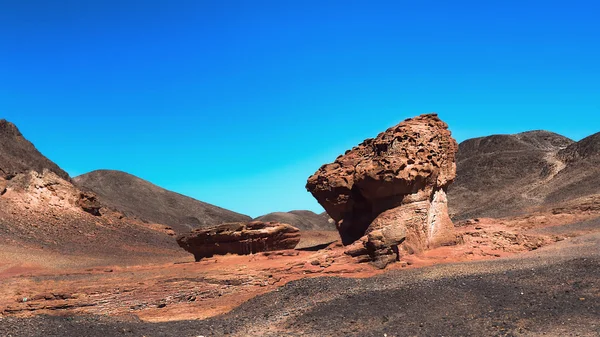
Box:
<box><xmin>1</xmin><ymin>233</ymin><xmax>599</xmax><ymax>337</ymax></box>
<box><xmin>531</xmin><ymin>217</ymin><xmax>600</xmax><ymax>236</ymax></box>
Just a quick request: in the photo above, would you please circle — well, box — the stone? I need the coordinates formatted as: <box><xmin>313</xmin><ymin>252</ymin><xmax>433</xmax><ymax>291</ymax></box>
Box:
<box><xmin>77</xmin><ymin>192</ymin><xmax>102</xmax><ymax>216</ymax></box>
<box><xmin>176</xmin><ymin>221</ymin><xmax>301</xmax><ymax>261</ymax></box>
<box><xmin>306</xmin><ymin>113</ymin><xmax>458</xmax><ymax>268</ymax></box>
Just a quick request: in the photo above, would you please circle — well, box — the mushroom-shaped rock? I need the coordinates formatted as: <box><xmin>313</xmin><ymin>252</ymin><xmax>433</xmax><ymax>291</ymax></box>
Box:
<box><xmin>176</xmin><ymin>221</ymin><xmax>301</xmax><ymax>261</ymax></box>
<box><xmin>306</xmin><ymin>113</ymin><xmax>458</xmax><ymax>268</ymax></box>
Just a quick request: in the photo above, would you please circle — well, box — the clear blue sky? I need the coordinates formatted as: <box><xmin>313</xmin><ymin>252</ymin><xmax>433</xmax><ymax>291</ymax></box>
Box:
<box><xmin>1</xmin><ymin>1</ymin><xmax>598</xmax><ymax>217</ymax></box>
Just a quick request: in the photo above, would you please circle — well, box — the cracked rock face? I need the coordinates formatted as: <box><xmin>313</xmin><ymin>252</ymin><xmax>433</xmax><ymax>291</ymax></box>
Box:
<box><xmin>176</xmin><ymin>221</ymin><xmax>301</xmax><ymax>261</ymax></box>
<box><xmin>306</xmin><ymin>113</ymin><xmax>458</xmax><ymax>268</ymax></box>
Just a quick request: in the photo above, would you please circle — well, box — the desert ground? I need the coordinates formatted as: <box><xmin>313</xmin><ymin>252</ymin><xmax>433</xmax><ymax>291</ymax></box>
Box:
<box><xmin>1</xmin><ymin>200</ymin><xmax>599</xmax><ymax>336</ymax></box>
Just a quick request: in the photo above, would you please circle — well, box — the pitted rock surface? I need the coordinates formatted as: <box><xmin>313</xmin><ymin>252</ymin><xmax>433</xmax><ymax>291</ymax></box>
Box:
<box><xmin>306</xmin><ymin>113</ymin><xmax>458</xmax><ymax>268</ymax></box>
<box><xmin>176</xmin><ymin>221</ymin><xmax>301</xmax><ymax>261</ymax></box>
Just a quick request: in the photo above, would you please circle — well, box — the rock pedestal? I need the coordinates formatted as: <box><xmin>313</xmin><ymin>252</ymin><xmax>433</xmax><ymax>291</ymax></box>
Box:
<box><xmin>306</xmin><ymin>113</ymin><xmax>458</xmax><ymax>268</ymax></box>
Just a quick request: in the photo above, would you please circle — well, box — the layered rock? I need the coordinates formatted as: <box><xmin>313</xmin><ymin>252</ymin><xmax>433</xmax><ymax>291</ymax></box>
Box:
<box><xmin>306</xmin><ymin>113</ymin><xmax>458</xmax><ymax>268</ymax></box>
<box><xmin>176</xmin><ymin>221</ymin><xmax>301</xmax><ymax>261</ymax></box>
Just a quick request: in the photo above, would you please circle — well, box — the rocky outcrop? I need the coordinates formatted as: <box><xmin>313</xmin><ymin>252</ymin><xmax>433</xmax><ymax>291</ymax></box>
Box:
<box><xmin>3</xmin><ymin>170</ymin><xmax>82</xmax><ymax>208</ymax></box>
<box><xmin>306</xmin><ymin>113</ymin><xmax>458</xmax><ymax>268</ymax></box>
<box><xmin>3</xmin><ymin>169</ymin><xmax>102</xmax><ymax>216</ymax></box>
<box><xmin>77</xmin><ymin>192</ymin><xmax>103</xmax><ymax>216</ymax></box>
<box><xmin>177</xmin><ymin>221</ymin><xmax>301</xmax><ymax>261</ymax></box>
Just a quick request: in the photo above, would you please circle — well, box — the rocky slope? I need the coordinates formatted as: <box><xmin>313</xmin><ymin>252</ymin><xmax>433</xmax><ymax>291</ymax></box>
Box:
<box><xmin>254</xmin><ymin>210</ymin><xmax>333</xmax><ymax>231</ymax></box>
<box><xmin>0</xmin><ymin>169</ymin><xmax>182</xmax><ymax>260</ymax></box>
<box><xmin>448</xmin><ymin>130</ymin><xmax>600</xmax><ymax>219</ymax></box>
<box><xmin>0</xmin><ymin>121</ymin><xmax>185</xmax><ymax>260</ymax></box>
<box><xmin>74</xmin><ymin>170</ymin><xmax>251</xmax><ymax>234</ymax></box>
<box><xmin>0</xmin><ymin>120</ymin><xmax>69</xmax><ymax>181</ymax></box>
<box><xmin>548</xmin><ymin>132</ymin><xmax>600</xmax><ymax>203</ymax></box>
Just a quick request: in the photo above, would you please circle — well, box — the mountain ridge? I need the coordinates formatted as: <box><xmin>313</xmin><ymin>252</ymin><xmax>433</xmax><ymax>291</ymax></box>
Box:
<box><xmin>0</xmin><ymin>119</ymin><xmax>70</xmax><ymax>181</ymax></box>
<box><xmin>449</xmin><ymin>129</ymin><xmax>599</xmax><ymax>219</ymax></box>
<box><xmin>74</xmin><ymin>169</ymin><xmax>251</xmax><ymax>233</ymax></box>
<box><xmin>254</xmin><ymin>210</ymin><xmax>332</xmax><ymax>231</ymax></box>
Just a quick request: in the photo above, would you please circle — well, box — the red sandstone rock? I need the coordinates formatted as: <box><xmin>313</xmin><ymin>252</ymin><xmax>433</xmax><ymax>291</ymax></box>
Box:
<box><xmin>176</xmin><ymin>221</ymin><xmax>301</xmax><ymax>261</ymax></box>
<box><xmin>306</xmin><ymin>113</ymin><xmax>458</xmax><ymax>268</ymax></box>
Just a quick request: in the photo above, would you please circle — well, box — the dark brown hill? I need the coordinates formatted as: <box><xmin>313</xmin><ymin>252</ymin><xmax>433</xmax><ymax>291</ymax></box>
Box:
<box><xmin>559</xmin><ymin>132</ymin><xmax>600</xmax><ymax>163</ymax></box>
<box><xmin>448</xmin><ymin>130</ymin><xmax>600</xmax><ymax>219</ymax></box>
<box><xmin>0</xmin><ymin>120</ymin><xmax>69</xmax><ymax>180</ymax></box>
<box><xmin>543</xmin><ymin>132</ymin><xmax>600</xmax><ymax>204</ymax></box>
<box><xmin>254</xmin><ymin>210</ymin><xmax>333</xmax><ymax>231</ymax></box>
<box><xmin>74</xmin><ymin>170</ymin><xmax>251</xmax><ymax>234</ymax></box>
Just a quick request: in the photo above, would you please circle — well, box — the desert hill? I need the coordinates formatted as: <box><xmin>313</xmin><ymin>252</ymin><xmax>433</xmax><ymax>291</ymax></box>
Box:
<box><xmin>0</xmin><ymin>121</ymin><xmax>184</xmax><ymax>262</ymax></box>
<box><xmin>74</xmin><ymin>170</ymin><xmax>251</xmax><ymax>234</ymax></box>
<box><xmin>448</xmin><ymin>130</ymin><xmax>600</xmax><ymax>219</ymax></box>
<box><xmin>0</xmin><ymin>120</ymin><xmax>69</xmax><ymax>181</ymax></box>
<box><xmin>560</xmin><ymin>131</ymin><xmax>600</xmax><ymax>162</ymax></box>
<box><xmin>546</xmin><ymin>132</ymin><xmax>600</xmax><ymax>203</ymax></box>
<box><xmin>254</xmin><ymin>210</ymin><xmax>332</xmax><ymax>231</ymax></box>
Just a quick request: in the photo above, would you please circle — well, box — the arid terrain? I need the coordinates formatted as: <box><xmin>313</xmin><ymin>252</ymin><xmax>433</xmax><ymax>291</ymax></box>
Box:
<box><xmin>448</xmin><ymin>130</ymin><xmax>600</xmax><ymax>219</ymax></box>
<box><xmin>1</xmin><ymin>200</ymin><xmax>599</xmax><ymax>336</ymax></box>
<box><xmin>1</xmin><ymin>118</ymin><xmax>599</xmax><ymax>336</ymax></box>
<box><xmin>74</xmin><ymin>170</ymin><xmax>251</xmax><ymax>234</ymax></box>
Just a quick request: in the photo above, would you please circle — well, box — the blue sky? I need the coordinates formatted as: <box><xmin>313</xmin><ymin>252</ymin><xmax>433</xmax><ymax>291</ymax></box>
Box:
<box><xmin>1</xmin><ymin>0</ymin><xmax>598</xmax><ymax>217</ymax></box>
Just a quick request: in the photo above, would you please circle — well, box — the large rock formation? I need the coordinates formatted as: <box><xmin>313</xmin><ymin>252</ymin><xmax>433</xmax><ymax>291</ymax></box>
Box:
<box><xmin>306</xmin><ymin>113</ymin><xmax>458</xmax><ymax>268</ymax></box>
<box><xmin>177</xmin><ymin>221</ymin><xmax>301</xmax><ymax>261</ymax></box>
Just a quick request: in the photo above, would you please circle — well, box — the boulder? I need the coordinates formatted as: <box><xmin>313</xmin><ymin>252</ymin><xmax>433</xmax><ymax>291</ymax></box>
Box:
<box><xmin>176</xmin><ymin>221</ymin><xmax>301</xmax><ymax>261</ymax></box>
<box><xmin>77</xmin><ymin>192</ymin><xmax>102</xmax><ymax>216</ymax></box>
<box><xmin>306</xmin><ymin>113</ymin><xmax>458</xmax><ymax>268</ymax></box>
